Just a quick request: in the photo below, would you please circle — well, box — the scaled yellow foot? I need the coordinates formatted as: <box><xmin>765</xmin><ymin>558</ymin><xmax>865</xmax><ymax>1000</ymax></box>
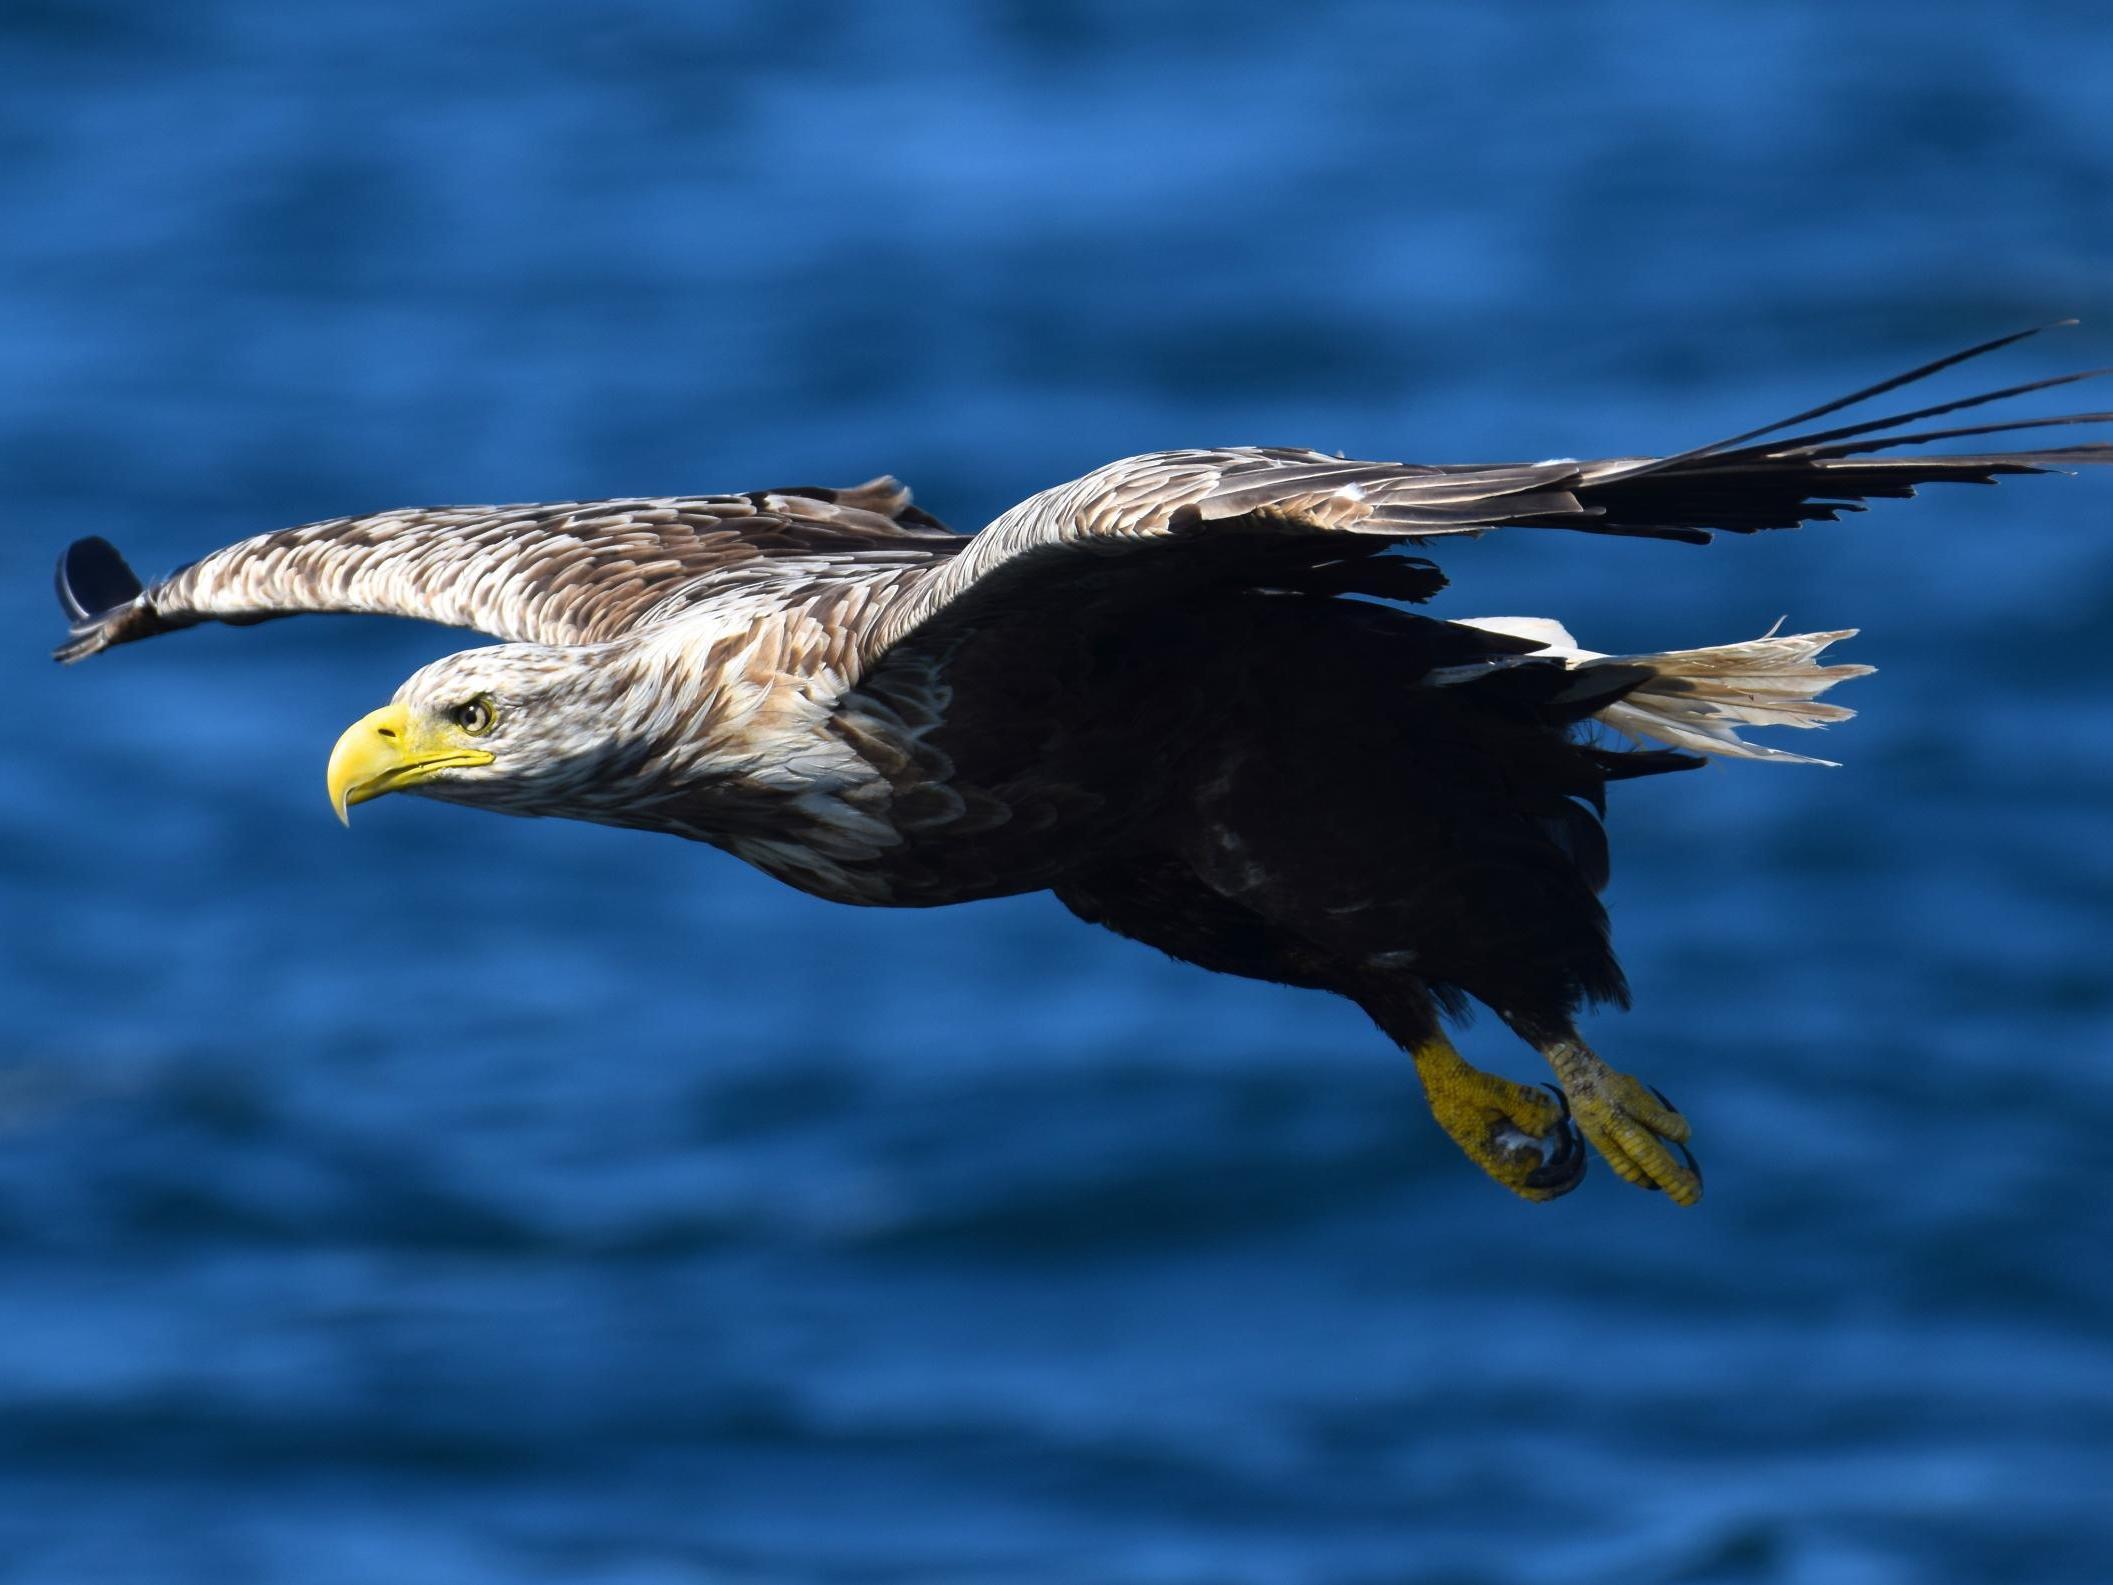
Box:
<box><xmin>1542</xmin><ymin>1040</ymin><xmax>1702</xmax><ymax>1205</ymax></box>
<box><xmin>1412</xmin><ymin>1037</ymin><xmax>1586</xmax><ymax>1201</ymax></box>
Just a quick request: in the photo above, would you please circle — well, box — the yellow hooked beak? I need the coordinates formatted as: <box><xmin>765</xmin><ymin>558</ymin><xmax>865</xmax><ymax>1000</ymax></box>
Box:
<box><xmin>326</xmin><ymin>703</ymin><xmax>495</xmax><ymax>826</ymax></box>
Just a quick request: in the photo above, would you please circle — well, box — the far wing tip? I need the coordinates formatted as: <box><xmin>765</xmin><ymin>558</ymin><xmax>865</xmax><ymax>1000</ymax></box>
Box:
<box><xmin>54</xmin><ymin>536</ymin><xmax>148</xmax><ymax>664</ymax></box>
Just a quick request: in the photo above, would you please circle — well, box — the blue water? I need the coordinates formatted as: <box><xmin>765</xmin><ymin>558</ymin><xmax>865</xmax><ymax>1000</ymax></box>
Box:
<box><xmin>4</xmin><ymin>3</ymin><xmax>2112</xmax><ymax>1580</ymax></box>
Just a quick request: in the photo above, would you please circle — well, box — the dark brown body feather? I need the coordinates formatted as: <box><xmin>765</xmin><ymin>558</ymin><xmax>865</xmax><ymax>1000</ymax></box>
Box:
<box><xmin>869</xmin><ymin>583</ymin><xmax>1695</xmax><ymax>1049</ymax></box>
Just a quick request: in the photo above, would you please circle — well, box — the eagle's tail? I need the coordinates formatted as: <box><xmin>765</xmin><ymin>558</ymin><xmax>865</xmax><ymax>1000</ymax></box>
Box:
<box><xmin>1450</xmin><ymin>617</ymin><xmax>1874</xmax><ymax>766</ymax></box>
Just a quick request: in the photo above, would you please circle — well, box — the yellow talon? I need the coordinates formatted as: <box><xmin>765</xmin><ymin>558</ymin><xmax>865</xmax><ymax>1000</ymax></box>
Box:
<box><xmin>1541</xmin><ymin>1039</ymin><xmax>1702</xmax><ymax>1206</ymax></box>
<box><xmin>1412</xmin><ymin>1036</ymin><xmax>1586</xmax><ymax>1201</ymax></box>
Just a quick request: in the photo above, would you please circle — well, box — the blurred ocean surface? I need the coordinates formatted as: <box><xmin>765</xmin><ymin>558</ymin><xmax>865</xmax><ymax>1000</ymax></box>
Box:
<box><xmin>3</xmin><ymin>3</ymin><xmax>2111</xmax><ymax>1581</ymax></box>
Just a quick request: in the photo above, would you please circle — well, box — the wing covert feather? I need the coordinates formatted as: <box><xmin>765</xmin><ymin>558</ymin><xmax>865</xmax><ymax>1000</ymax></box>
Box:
<box><xmin>858</xmin><ymin>446</ymin><xmax>1588</xmax><ymax>661</ymax></box>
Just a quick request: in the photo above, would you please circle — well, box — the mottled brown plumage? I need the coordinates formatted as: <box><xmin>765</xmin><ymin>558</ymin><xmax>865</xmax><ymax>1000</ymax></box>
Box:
<box><xmin>54</xmin><ymin>329</ymin><xmax>2112</xmax><ymax>1202</ymax></box>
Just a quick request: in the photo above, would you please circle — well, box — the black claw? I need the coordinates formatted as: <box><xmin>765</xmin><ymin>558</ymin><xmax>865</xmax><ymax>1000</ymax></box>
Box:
<box><xmin>1674</xmin><ymin>1137</ymin><xmax>1703</xmax><ymax>1187</ymax></box>
<box><xmin>1524</xmin><ymin>1151</ymin><xmax>1585</xmax><ymax>1195</ymax></box>
<box><xmin>1647</xmin><ymin>1086</ymin><xmax>1702</xmax><ymax>1185</ymax></box>
<box><xmin>1540</xmin><ymin>1081</ymin><xmax>1571</xmax><ymax>1118</ymax></box>
<box><xmin>1524</xmin><ymin>1087</ymin><xmax>1587</xmax><ymax>1194</ymax></box>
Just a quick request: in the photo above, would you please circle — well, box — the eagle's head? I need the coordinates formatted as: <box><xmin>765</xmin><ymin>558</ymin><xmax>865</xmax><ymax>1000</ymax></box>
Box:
<box><xmin>326</xmin><ymin>642</ymin><xmax>651</xmax><ymax>823</ymax></box>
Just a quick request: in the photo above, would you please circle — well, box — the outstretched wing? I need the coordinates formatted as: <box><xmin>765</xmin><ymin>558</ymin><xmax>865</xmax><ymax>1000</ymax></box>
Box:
<box><xmin>859</xmin><ymin>325</ymin><xmax>2113</xmax><ymax>665</ymax></box>
<box><xmin>55</xmin><ymin>478</ymin><xmax>961</xmax><ymax>663</ymax></box>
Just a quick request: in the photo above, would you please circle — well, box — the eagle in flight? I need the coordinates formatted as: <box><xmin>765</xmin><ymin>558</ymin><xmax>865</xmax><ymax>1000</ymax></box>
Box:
<box><xmin>55</xmin><ymin>327</ymin><xmax>2111</xmax><ymax>1205</ymax></box>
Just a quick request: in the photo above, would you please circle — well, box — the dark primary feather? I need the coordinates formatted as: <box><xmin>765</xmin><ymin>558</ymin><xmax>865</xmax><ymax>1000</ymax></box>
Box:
<box><xmin>1587</xmin><ymin>321</ymin><xmax>2078</xmax><ymax>479</ymax></box>
<box><xmin>55</xmin><ymin>536</ymin><xmax>144</xmax><ymax>629</ymax></box>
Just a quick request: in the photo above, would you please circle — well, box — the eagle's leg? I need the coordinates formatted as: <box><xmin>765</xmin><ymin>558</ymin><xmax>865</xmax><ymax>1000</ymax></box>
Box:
<box><xmin>1405</xmin><ymin>1030</ymin><xmax>1587</xmax><ymax>1202</ymax></box>
<box><xmin>1536</xmin><ymin>1034</ymin><xmax>1701</xmax><ymax>1205</ymax></box>
<box><xmin>1055</xmin><ymin>859</ymin><xmax>1588</xmax><ymax>1201</ymax></box>
<box><xmin>1352</xmin><ymin>981</ymin><xmax>1587</xmax><ymax>1201</ymax></box>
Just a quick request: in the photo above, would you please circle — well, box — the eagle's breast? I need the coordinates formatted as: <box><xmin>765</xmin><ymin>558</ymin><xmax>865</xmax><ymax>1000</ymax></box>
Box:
<box><xmin>629</xmin><ymin>595</ymin><xmax>980</xmax><ymax>906</ymax></box>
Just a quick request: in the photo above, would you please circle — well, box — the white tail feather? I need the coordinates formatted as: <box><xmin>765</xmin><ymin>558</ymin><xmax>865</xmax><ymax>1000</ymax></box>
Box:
<box><xmin>1450</xmin><ymin>617</ymin><xmax>1875</xmax><ymax>766</ymax></box>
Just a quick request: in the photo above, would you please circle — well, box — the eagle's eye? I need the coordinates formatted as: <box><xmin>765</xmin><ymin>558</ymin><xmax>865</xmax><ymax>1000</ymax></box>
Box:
<box><xmin>452</xmin><ymin>695</ymin><xmax>498</xmax><ymax>736</ymax></box>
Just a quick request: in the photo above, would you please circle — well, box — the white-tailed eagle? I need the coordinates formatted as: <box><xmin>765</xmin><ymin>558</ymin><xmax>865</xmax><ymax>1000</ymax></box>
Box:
<box><xmin>54</xmin><ymin>327</ymin><xmax>2112</xmax><ymax>1203</ymax></box>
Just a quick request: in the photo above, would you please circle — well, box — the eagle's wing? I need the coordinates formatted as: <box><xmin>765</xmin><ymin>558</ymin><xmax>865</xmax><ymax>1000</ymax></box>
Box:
<box><xmin>858</xmin><ymin>326</ymin><xmax>2113</xmax><ymax>666</ymax></box>
<box><xmin>55</xmin><ymin>478</ymin><xmax>962</xmax><ymax>663</ymax></box>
